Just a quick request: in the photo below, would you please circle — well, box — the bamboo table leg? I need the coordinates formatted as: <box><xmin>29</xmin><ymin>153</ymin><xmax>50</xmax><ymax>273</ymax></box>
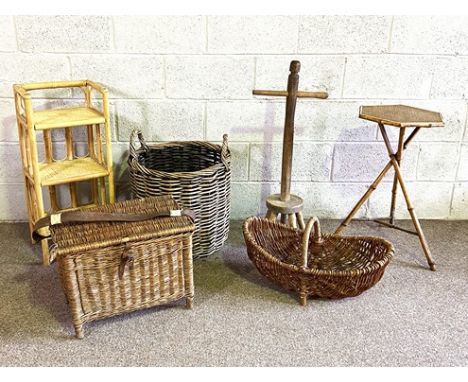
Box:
<box><xmin>335</xmin><ymin>161</ymin><xmax>394</xmax><ymax>234</ymax></box>
<box><xmin>379</xmin><ymin>125</ymin><xmax>436</xmax><ymax>271</ymax></box>
<box><xmin>389</xmin><ymin>127</ymin><xmax>405</xmax><ymax>225</ymax></box>
<box><xmin>335</xmin><ymin>124</ymin><xmax>435</xmax><ymax>271</ymax></box>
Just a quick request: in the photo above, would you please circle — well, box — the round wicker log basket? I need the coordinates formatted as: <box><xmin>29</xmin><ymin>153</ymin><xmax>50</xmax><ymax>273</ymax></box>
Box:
<box><xmin>128</xmin><ymin>129</ymin><xmax>231</xmax><ymax>258</ymax></box>
<box><xmin>243</xmin><ymin>216</ymin><xmax>394</xmax><ymax>305</ymax></box>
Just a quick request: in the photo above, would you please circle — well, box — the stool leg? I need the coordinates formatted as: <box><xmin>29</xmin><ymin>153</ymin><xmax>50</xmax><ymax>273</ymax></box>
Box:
<box><xmin>335</xmin><ymin>161</ymin><xmax>393</xmax><ymax>234</ymax></box>
<box><xmin>296</xmin><ymin>212</ymin><xmax>305</xmax><ymax>230</ymax></box>
<box><xmin>288</xmin><ymin>213</ymin><xmax>297</xmax><ymax>229</ymax></box>
<box><xmin>265</xmin><ymin>209</ymin><xmax>276</xmax><ymax>221</ymax></box>
<box><xmin>280</xmin><ymin>214</ymin><xmax>287</xmax><ymax>224</ymax></box>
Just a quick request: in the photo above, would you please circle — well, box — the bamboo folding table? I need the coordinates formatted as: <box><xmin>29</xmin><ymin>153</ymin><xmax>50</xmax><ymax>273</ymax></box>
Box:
<box><xmin>253</xmin><ymin>60</ymin><xmax>328</xmax><ymax>229</ymax></box>
<box><xmin>13</xmin><ymin>80</ymin><xmax>115</xmax><ymax>265</ymax></box>
<box><xmin>335</xmin><ymin>104</ymin><xmax>444</xmax><ymax>271</ymax></box>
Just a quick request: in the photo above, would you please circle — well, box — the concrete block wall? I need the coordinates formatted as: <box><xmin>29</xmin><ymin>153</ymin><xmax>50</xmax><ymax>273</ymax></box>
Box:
<box><xmin>0</xmin><ymin>15</ymin><xmax>467</xmax><ymax>221</ymax></box>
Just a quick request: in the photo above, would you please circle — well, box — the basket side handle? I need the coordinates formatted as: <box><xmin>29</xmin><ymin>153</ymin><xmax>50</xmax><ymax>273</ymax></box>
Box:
<box><xmin>129</xmin><ymin>128</ymin><xmax>149</xmax><ymax>158</ymax></box>
<box><xmin>221</xmin><ymin>134</ymin><xmax>230</xmax><ymax>170</ymax></box>
<box><xmin>301</xmin><ymin>217</ymin><xmax>324</xmax><ymax>268</ymax></box>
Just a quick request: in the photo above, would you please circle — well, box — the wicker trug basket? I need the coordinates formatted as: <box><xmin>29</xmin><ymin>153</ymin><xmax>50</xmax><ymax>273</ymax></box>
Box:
<box><xmin>128</xmin><ymin>129</ymin><xmax>231</xmax><ymax>259</ymax></box>
<box><xmin>243</xmin><ymin>216</ymin><xmax>394</xmax><ymax>305</ymax></box>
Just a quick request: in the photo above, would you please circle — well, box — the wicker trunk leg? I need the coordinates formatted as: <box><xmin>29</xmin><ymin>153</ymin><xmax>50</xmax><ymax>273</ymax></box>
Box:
<box><xmin>74</xmin><ymin>323</ymin><xmax>84</xmax><ymax>339</ymax></box>
<box><xmin>186</xmin><ymin>296</ymin><xmax>193</xmax><ymax>309</ymax></box>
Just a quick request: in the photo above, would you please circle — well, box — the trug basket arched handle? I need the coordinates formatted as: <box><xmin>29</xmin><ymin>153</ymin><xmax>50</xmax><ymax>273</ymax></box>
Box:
<box><xmin>301</xmin><ymin>217</ymin><xmax>324</xmax><ymax>268</ymax></box>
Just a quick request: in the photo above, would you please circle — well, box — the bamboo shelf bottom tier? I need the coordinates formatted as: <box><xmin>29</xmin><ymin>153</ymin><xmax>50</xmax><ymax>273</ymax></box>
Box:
<box><xmin>37</xmin><ymin>157</ymin><xmax>109</xmax><ymax>186</ymax></box>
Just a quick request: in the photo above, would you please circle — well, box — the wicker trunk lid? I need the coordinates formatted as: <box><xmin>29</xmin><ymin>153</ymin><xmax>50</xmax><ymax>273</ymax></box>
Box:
<box><xmin>50</xmin><ymin>195</ymin><xmax>195</xmax><ymax>256</ymax></box>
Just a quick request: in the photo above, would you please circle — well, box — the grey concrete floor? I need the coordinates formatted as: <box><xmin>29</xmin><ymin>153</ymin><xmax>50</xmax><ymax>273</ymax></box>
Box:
<box><xmin>0</xmin><ymin>219</ymin><xmax>467</xmax><ymax>366</ymax></box>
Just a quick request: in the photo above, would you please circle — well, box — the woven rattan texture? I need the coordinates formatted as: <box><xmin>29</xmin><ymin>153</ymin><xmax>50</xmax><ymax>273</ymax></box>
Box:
<box><xmin>51</xmin><ymin>195</ymin><xmax>195</xmax><ymax>255</ymax></box>
<box><xmin>359</xmin><ymin>105</ymin><xmax>444</xmax><ymax>127</ymax></box>
<box><xmin>51</xmin><ymin>195</ymin><xmax>195</xmax><ymax>338</ymax></box>
<box><xmin>128</xmin><ymin>130</ymin><xmax>231</xmax><ymax>259</ymax></box>
<box><xmin>243</xmin><ymin>217</ymin><xmax>394</xmax><ymax>304</ymax></box>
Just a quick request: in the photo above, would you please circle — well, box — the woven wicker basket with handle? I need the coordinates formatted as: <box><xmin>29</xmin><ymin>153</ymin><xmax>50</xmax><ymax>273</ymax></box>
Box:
<box><xmin>243</xmin><ymin>216</ymin><xmax>394</xmax><ymax>305</ymax></box>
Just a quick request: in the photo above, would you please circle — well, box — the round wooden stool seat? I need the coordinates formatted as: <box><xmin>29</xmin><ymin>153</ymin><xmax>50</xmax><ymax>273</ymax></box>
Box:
<box><xmin>266</xmin><ymin>194</ymin><xmax>303</xmax><ymax>214</ymax></box>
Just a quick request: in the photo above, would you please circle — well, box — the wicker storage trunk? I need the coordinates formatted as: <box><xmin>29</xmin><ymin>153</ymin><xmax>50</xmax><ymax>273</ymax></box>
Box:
<box><xmin>48</xmin><ymin>196</ymin><xmax>195</xmax><ymax>339</ymax></box>
<box><xmin>128</xmin><ymin>129</ymin><xmax>231</xmax><ymax>258</ymax></box>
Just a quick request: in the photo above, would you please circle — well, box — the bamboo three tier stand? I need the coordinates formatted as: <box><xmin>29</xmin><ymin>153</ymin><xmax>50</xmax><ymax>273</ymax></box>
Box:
<box><xmin>13</xmin><ymin>80</ymin><xmax>115</xmax><ymax>266</ymax></box>
<box><xmin>253</xmin><ymin>60</ymin><xmax>328</xmax><ymax>228</ymax></box>
<box><xmin>335</xmin><ymin>104</ymin><xmax>444</xmax><ymax>271</ymax></box>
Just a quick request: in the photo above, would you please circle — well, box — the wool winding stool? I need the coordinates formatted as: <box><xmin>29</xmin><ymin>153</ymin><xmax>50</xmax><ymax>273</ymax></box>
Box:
<box><xmin>335</xmin><ymin>105</ymin><xmax>445</xmax><ymax>271</ymax></box>
<box><xmin>253</xmin><ymin>60</ymin><xmax>328</xmax><ymax>229</ymax></box>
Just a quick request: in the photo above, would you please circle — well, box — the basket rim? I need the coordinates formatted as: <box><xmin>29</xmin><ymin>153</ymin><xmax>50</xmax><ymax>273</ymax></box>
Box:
<box><xmin>243</xmin><ymin>216</ymin><xmax>394</xmax><ymax>277</ymax></box>
<box><xmin>128</xmin><ymin>140</ymin><xmax>230</xmax><ymax>178</ymax></box>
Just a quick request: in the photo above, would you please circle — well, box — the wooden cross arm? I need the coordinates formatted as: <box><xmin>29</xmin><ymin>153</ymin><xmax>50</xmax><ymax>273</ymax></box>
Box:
<box><xmin>252</xmin><ymin>89</ymin><xmax>328</xmax><ymax>99</ymax></box>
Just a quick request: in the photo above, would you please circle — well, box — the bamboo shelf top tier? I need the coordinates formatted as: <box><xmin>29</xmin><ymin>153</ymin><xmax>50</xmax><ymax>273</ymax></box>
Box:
<box><xmin>38</xmin><ymin>157</ymin><xmax>109</xmax><ymax>186</ymax></box>
<box><xmin>359</xmin><ymin>105</ymin><xmax>445</xmax><ymax>128</ymax></box>
<box><xmin>32</xmin><ymin>107</ymin><xmax>105</xmax><ymax>130</ymax></box>
<box><xmin>14</xmin><ymin>80</ymin><xmax>108</xmax><ymax>131</ymax></box>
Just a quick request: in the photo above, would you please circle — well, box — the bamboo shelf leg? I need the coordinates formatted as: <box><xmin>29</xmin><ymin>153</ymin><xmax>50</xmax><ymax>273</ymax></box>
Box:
<box><xmin>85</xmin><ymin>87</ymin><xmax>99</xmax><ymax>205</ymax></box>
<box><xmin>87</xmin><ymin>124</ymin><xmax>99</xmax><ymax>204</ymax></box>
<box><xmin>65</xmin><ymin>127</ymin><xmax>78</xmax><ymax>208</ymax></box>
<box><xmin>94</xmin><ymin>124</ymin><xmax>107</xmax><ymax>204</ymax></box>
<box><xmin>14</xmin><ymin>93</ymin><xmax>35</xmax><ymax>240</ymax></box>
<box><xmin>43</xmin><ymin>129</ymin><xmax>59</xmax><ymax>211</ymax></box>
<box><xmin>25</xmin><ymin>97</ymin><xmax>49</xmax><ymax>265</ymax></box>
<box><xmin>102</xmin><ymin>91</ymin><xmax>115</xmax><ymax>203</ymax></box>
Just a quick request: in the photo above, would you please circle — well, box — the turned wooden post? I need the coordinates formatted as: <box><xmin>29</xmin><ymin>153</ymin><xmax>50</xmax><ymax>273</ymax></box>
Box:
<box><xmin>253</xmin><ymin>60</ymin><xmax>328</xmax><ymax>228</ymax></box>
<box><xmin>281</xmin><ymin>61</ymin><xmax>300</xmax><ymax>202</ymax></box>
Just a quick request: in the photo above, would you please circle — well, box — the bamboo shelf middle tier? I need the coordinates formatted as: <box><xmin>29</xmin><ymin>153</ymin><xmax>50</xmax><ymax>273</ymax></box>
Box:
<box><xmin>38</xmin><ymin>157</ymin><xmax>109</xmax><ymax>186</ymax></box>
<box><xmin>32</xmin><ymin>107</ymin><xmax>105</xmax><ymax>130</ymax></box>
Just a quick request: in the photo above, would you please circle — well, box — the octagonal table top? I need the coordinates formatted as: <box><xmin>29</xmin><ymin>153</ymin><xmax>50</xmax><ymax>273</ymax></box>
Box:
<box><xmin>359</xmin><ymin>105</ymin><xmax>444</xmax><ymax>128</ymax></box>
